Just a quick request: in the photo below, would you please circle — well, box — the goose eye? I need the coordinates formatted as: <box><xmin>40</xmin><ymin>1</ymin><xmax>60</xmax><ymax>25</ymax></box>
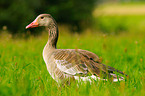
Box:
<box><xmin>41</xmin><ymin>17</ymin><xmax>44</xmax><ymax>19</ymax></box>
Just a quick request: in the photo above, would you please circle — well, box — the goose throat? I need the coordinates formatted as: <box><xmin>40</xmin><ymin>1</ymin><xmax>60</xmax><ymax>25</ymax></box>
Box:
<box><xmin>48</xmin><ymin>22</ymin><xmax>59</xmax><ymax>48</ymax></box>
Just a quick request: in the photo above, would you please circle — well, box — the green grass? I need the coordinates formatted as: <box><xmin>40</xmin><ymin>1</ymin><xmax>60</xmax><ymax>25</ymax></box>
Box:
<box><xmin>0</xmin><ymin>30</ymin><xmax>145</xmax><ymax>96</ymax></box>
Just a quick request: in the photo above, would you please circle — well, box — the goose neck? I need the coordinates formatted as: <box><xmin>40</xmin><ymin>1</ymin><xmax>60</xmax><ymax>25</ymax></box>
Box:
<box><xmin>47</xmin><ymin>22</ymin><xmax>58</xmax><ymax>49</ymax></box>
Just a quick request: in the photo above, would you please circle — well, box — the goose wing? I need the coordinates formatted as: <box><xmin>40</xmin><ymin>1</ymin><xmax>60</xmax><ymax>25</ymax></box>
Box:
<box><xmin>53</xmin><ymin>49</ymin><xmax>125</xmax><ymax>80</ymax></box>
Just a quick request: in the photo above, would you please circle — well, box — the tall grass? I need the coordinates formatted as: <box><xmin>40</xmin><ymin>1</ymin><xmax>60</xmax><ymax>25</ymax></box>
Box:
<box><xmin>0</xmin><ymin>29</ymin><xmax>145</xmax><ymax>95</ymax></box>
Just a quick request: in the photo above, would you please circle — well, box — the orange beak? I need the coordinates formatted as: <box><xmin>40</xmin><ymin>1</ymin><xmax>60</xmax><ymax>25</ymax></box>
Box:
<box><xmin>26</xmin><ymin>19</ymin><xmax>39</xmax><ymax>29</ymax></box>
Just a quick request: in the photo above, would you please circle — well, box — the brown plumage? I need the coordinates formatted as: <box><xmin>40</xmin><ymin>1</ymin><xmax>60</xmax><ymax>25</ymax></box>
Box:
<box><xmin>26</xmin><ymin>14</ymin><xmax>128</xmax><ymax>84</ymax></box>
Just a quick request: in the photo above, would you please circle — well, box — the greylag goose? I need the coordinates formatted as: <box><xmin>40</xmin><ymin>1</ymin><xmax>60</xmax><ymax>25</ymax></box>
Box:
<box><xmin>26</xmin><ymin>14</ymin><xmax>127</xmax><ymax>84</ymax></box>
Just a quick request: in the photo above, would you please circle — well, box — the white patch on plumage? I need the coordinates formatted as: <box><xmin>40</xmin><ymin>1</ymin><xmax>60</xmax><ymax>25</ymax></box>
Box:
<box><xmin>74</xmin><ymin>75</ymin><xmax>124</xmax><ymax>83</ymax></box>
<box><xmin>56</xmin><ymin>60</ymin><xmax>84</xmax><ymax>75</ymax></box>
<box><xmin>74</xmin><ymin>75</ymin><xmax>107</xmax><ymax>83</ymax></box>
<box><xmin>109</xmin><ymin>73</ymin><xmax>124</xmax><ymax>82</ymax></box>
<box><xmin>113</xmin><ymin>78</ymin><xmax>124</xmax><ymax>82</ymax></box>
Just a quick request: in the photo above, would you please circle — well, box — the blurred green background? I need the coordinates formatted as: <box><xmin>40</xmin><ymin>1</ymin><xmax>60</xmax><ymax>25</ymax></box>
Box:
<box><xmin>0</xmin><ymin>0</ymin><xmax>96</xmax><ymax>34</ymax></box>
<box><xmin>1</xmin><ymin>0</ymin><xmax>145</xmax><ymax>34</ymax></box>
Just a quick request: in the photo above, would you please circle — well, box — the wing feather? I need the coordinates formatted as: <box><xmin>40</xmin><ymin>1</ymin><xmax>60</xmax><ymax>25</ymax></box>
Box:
<box><xmin>53</xmin><ymin>49</ymin><xmax>126</xmax><ymax>80</ymax></box>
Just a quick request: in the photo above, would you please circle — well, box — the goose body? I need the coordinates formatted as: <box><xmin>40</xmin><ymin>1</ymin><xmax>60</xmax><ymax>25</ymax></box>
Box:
<box><xmin>26</xmin><ymin>14</ymin><xmax>127</xmax><ymax>83</ymax></box>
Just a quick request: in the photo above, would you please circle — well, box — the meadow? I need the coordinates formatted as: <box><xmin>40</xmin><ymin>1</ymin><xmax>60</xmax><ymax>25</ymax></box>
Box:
<box><xmin>0</xmin><ymin>3</ymin><xmax>145</xmax><ymax>96</ymax></box>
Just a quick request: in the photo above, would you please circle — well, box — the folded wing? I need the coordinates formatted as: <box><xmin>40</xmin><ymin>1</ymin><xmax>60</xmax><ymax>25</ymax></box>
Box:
<box><xmin>54</xmin><ymin>49</ymin><xmax>126</xmax><ymax>81</ymax></box>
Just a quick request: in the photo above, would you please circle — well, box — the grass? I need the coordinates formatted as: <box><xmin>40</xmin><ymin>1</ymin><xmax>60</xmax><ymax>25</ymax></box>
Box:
<box><xmin>0</xmin><ymin>29</ymin><xmax>145</xmax><ymax>96</ymax></box>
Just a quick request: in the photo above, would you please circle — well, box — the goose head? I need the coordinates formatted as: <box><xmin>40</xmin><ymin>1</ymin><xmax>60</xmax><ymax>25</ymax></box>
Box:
<box><xmin>26</xmin><ymin>14</ymin><xmax>53</xmax><ymax>29</ymax></box>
